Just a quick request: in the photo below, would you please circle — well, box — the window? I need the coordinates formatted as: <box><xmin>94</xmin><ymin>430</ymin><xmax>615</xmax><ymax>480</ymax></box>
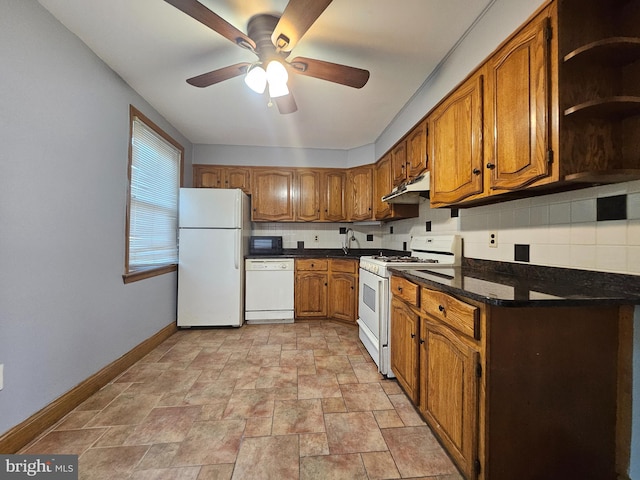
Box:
<box><xmin>124</xmin><ymin>106</ymin><xmax>183</xmax><ymax>283</ymax></box>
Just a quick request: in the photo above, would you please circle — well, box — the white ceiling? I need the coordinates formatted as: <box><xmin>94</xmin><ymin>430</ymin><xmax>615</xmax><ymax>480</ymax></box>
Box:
<box><xmin>37</xmin><ymin>0</ymin><xmax>492</xmax><ymax>150</ymax></box>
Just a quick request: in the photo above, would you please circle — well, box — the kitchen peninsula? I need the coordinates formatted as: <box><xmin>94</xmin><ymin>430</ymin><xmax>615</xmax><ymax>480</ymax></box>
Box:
<box><xmin>389</xmin><ymin>260</ymin><xmax>640</xmax><ymax>480</ymax></box>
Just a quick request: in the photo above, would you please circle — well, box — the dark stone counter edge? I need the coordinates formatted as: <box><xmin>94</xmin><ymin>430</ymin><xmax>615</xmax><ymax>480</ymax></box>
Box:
<box><xmin>245</xmin><ymin>248</ymin><xmax>408</xmax><ymax>260</ymax></box>
<box><xmin>390</xmin><ymin>258</ymin><xmax>640</xmax><ymax>308</ymax></box>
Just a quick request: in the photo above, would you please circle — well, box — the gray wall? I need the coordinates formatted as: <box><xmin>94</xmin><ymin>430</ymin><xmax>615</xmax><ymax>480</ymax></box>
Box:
<box><xmin>0</xmin><ymin>0</ymin><xmax>192</xmax><ymax>435</ymax></box>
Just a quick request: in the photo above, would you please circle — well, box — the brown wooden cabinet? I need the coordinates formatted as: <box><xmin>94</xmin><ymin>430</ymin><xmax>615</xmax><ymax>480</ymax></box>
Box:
<box><xmin>295</xmin><ymin>258</ymin><xmax>359</xmax><ymax>322</ymax></box>
<box><xmin>327</xmin><ymin>259</ymin><xmax>358</xmax><ymax>323</ymax></box>
<box><xmin>295</xmin><ymin>169</ymin><xmax>321</xmax><ymax>222</ymax></box>
<box><xmin>389</xmin><ymin>276</ymin><xmax>420</xmax><ymax>403</ymax></box>
<box><xmin>373</xmin><ymin>154</ymin><xmax>419</xmax><ymax>221</ymax></box>
<box><xmin>390</xmin><ymin>272</ymin><xmax>629</xmax><ymax>480</ymax></box>
<box><xmin>322</xmin><ymin>170</ymin><xmax>347</xmax><ymax>222</ymax></box>
<box><xmin>391</xmin><ymin>141</ymin><xmax>407</xmax><ymax>186</ymax></box>
<box><xmin>485</xmin><ymin>6</ymin><xmax>554</xmax><ymax>193</ymax></box>
<box><xmin>347</xmin><ymin>165</ymin><xmax>374</xmax><ymax>221</ymax></box>
<box><xmin>295</xmin><ymin>259</ymin><xmax>329</xmax><ymax>318</ymax></box>
<box><xmin>251</xmin><ymin>169</ymin><xmax>295</xmax><ymax>221</ymax></box>
<box><xmin>419</xmin><ymin>289</ymin><xmax>480</xmax><ymax>480</ymax></box>
<box><xmin>193</xmin><ymin>164</ymin><xmax>251</xmax><ymax>193</ymax></box>
<box><xmin>429</xmin><ymin>70</ymin><xmax>485</xmax><ymax>206</ymax></box>
<box><xmin>406</xmin><ymin>120</ymin><xmax>428</xmax><ymax>178</ymax></box>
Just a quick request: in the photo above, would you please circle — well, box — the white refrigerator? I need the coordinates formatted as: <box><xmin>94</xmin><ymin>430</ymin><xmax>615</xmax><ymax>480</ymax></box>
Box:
<box><xmin>177</xmin><ymin>188</ymin><xmax>250</xmax><ymax>327</ymax></box>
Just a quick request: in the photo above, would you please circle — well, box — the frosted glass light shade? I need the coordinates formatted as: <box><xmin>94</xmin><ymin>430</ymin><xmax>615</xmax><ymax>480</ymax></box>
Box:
<box><xmin>244</xmin><ymin>65</ymin><xmax>267</xmax><ymax>94</ymax></box>
<box><xmin>268</xmin><ymin>80</ymin><xmax>289</xmax><ymax>98</ymax></box>
<box><xmin>266</xmin><ymin>60</ymin><xmax>288</xmax><ymax>84</ymax></box>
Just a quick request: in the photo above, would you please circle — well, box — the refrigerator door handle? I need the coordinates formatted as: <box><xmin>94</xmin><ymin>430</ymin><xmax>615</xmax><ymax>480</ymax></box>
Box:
<box><xmin>234</xmin><ymin>229</ymin><xmax>240</xmax><ymax>270</ymax></box>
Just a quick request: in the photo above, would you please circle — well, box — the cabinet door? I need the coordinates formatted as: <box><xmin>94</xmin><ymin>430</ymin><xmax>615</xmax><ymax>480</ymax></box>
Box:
<box><xmin>374</xmin><ymin>154</ymin><xmax>393</xmax><ymax>219</ymax></box>
<box><xmin>390</xmin><ymin>298</ymin><xmax>419</xmax><ymax>403</ymax></box>
<box><xmin>420</xmin><ymin>318</ymin><xmax>479</xmax><ymax>480</ymax></box>
<box><xmin>193</xmin><ymin>166</ymin><xmax>223</xmax><ymax>188</ymax></box>
<box><xmin>225</xmin><ymin>168</ymin><xmax>251</xmax><ymax>194</ymax></box>
<box><xmin>322</xmin><ymin>170</ymin><xmax>347</xmax><ymax>222</ymax></box>
<box><xmin>295</xmin><ymin>271</ymin><xmax>328</xmax><ymax>318</ymax></box>
<box><xmin>296</xmin><ymin>170</ymin><xmax>321</xmax><ymax>222</ymax></box>
<box><xmin>429</xmin><ymin>72</ymin><xmax>484</xmax><ymax>206</ymax></box>
<box><xmin>328</xmin><ymin>272</ymin><xmax>357</xmax><ymax>322</ymax></box>
<box><xmin>406</xmin><ymin>120</ymin><xmax>428</xmax><ymax>178</ymax></box>
<box><xmin>251</xmin><ymin>169</ymin><xmax>295</xmax><ymax>221</ymax></box>
<box><xmin>486</xmin><ymin>12</ymin><xmax>552</xmax><ymax>192</ymax></box>
<box><xmin>348</xmin><ymin>166</ymin><xmax>374</xmax><ymax>221</ymax></box>
<box><xmin>391</xmin><ymin>141</ymin><xmax>407</xmax><ymax>186</ymax></box>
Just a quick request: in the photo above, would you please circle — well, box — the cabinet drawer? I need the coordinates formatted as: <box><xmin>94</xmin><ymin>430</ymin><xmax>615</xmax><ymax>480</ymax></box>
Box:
<box><xmin>421</xmin><ymin>288</ymin><xmax>479</xmax><ymax>339</ymax></box>
<box><xmin>391</xmin><ymin>276</ymin><xmax>419</xmax><ymax>307</ymax></box>
<box><xmin>296</xmin><ymin>258</ymin><xmax>328</xmax><ymax>271</ymax></box>
<box><xmin>331</xmin><ymin>258</ymin><xmax>358</xmax><ymax>274</ymax></box>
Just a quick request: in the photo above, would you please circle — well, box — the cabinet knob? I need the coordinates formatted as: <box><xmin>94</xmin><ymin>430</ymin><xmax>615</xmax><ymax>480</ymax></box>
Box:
<box><xmin>486</xmin><ymin>162</ymin><xmax>495</xmax><ymax>169</ymax></box>
<box><xmin>311</xmin><ymin>263</ymin><xmax>314</xmax><ymax>267</ymax></box>
<box><xmin>350</xmin><ymin>286</ymin><xmax>354</xmax><ymax>290</ymax></box>
<box><xmin>472</xmin><ymin>168</ymin><xmax>481</xmax><ymax>175</ymax></box>
<box><xmin>397</xmin><ymin>286</ymin><xmax>402</xmax><ymax>292</ymax></box>
<box><xmin>438</xmin><ymin>305</ymin><xmax>445</xmax><ymax>312</ymax></box>
<box><xmin>419</xmin><ymin>338</ymin><xmax>425</xmax><ymax>345</ymax></box>
<box><xmin>411</xmin><ymin>333</ymin><xmax>416</xmax><ymax>339</ymax></box>
<box><xmin>324</xmin><ymin>282</ymin><xmax>328</xmax><ymax>286</ymax></box>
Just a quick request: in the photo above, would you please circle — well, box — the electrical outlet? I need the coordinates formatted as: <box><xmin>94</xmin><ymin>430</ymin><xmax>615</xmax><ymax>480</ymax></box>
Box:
<box><xmin>489</xmin><ymin>231</ymin><xmax>498</xmax><ymax>248</ymax></box>
<box><xmin>314</xmin><ymin>235</ymin><xmax>319</xmax><ymax>242</ymax></box>
<box><xmin>0</xmin><ymin>364</ymin><xmax>4</xmax><ymax>390</ymax></box>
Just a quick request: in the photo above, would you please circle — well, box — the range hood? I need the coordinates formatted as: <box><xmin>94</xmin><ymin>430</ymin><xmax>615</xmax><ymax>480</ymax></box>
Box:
<box><xmin>381</xmin><ymin>171</ymin><xmax>430</xmax><ymax>204</ymax></box>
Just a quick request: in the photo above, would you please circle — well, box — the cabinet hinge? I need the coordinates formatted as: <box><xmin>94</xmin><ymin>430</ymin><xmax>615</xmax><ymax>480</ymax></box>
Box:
<box><xmin>476</xmin><ymin>363</ymin><xmax>482</xmax><ymax>378</ymax></box>
<box><xmin>546</xmin><ymin>149</ymin><xmax>554</xmax><ymax>164</ymax></box>
<box><xmin>475</xmin><ymin>459</ymin><xmax>482</xmax><ymax>475</ymax></box>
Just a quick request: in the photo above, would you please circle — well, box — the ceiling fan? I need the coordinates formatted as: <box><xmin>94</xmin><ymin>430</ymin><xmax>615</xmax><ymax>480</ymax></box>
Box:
<box><xmin>164</xmin><ymin>0</ymin><xmax>370</xmax><ymax>114</ymax></box>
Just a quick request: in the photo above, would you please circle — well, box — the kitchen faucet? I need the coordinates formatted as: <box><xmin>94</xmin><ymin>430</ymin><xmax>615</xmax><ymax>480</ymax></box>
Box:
<box><xmin>343</xmin><ymin>228</ymin><xmax>355</xmax><ymax>254</ymax></box>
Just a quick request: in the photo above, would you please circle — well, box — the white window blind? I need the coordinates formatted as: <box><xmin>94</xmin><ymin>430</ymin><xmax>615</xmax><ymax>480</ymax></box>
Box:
<box><xmin>128</xmin><ymin>115</ymin><xmax>180</xmax><ymax>270</ymax></box>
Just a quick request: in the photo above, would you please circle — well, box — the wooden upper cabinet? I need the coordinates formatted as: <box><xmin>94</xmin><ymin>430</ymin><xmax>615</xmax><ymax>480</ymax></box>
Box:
<box><xmin>322</xmin><ymin>170</ymin><xmax>347</xmax><ymax>222</ymax></box>
<box><xmin>391</xmin><ymin>141</ymin><xmax>408</xmax><ymax>186</ymax></box>
<box><xmin>295</xmin><ymin>170</ymin><xmax>321</xmax><ymax>222</ymax></box>
<box><xmin>348</xmin><ymin>165</ymin><xmax>374</xmax><ymax>221</ymax></box>
<box><xmin>429</xmin><ymin>71</ymin><xmax>485</xmax><ymax>206</ymax></box>
<box><xmin>251</xmin><ymin>169</ymin><xmax>295</xmax><ymax>221</ymax></box>
<box><xmin>374</xmin><ymin>153</ymin><xmax>393</xmax><ymax>219</ymax></box>
<box><xmin>406</xmin><ymin>120</ymin><xmax>428</xmax><ymax>177</ymax></box>
<box><xmin>193</xmin><ymin>165</ymin><xmax>251</xmax><ymax>194</ymax></box>
<box><xmin>485</xmin><ymin>7</ymin><xmax>553</xmax><ymax>193</ymax></box>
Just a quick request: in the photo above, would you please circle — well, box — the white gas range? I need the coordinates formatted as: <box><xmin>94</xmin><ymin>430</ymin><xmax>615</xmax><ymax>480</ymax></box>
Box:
<box><xmin>357</xmin><ymin>235</ymin><xmax>462</xmax><ymax>377</ymax></box>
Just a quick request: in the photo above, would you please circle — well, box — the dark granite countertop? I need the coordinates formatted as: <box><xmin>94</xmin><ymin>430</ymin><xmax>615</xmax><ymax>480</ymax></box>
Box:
<box><xmin>390</xmin><ymin>258</ymin><xmax>640</xmax><ymax>307</ymax></box>
<box><xmin>246</xmin><ymin>248</ymin><xmax>407</xmax><ymax>260</ymax></box>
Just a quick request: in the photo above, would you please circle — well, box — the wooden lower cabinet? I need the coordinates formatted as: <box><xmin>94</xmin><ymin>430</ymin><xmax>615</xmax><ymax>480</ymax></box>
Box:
<box><xmin>419</xmin><ymin>317</ymin><xmax>479</xmax><ymax>479</ymax></box>
<box><xmin>390</xmin><ymin>297</ymin><xmax>419</xmax><ymax>403</ymax></box>
<box><xmin>295</xmin><ymin>258</ymin><xmax>358</xmax><ymax>322</ymax></box>
<box><xmin>390</xmin><ymin>275</ymin><xmax>625</xmax><ymax>480</ymax></box>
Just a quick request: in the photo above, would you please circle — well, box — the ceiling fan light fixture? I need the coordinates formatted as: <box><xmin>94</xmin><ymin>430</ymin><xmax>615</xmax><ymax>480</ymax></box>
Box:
<box><xmin>244</xmin><ymin>64</ymin><xmax>267</xmax><ymax>94</ymax></box>
<box><xmin>268</xmin><ymin>80</ymin><xmax>289</xmax><ymax>98</ymax></box>
<box><xmin>266</xmin><ymin>60</ymin><xmax>288</xmax><ymax>86</ymax></box>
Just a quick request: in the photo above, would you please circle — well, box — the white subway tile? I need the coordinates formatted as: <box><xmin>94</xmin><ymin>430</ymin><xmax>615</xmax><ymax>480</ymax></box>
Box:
<box><xmin>530</xmin><ymin>205</ymin><xmax>549</xmax><ymax>226</ymax></box>
<box><xmin>549</xmin><ymin>202</ymin><xmax>571</xmax><ymax>224</ymax></box>
<box><xmin>596</xmin><ymin>245</ymin><xmax>627</xmax><ymax>273</ymax></box>
<box><xmin>628</xmin><ymin>220</ymin><xmax>640</xmax><ymax>246</ymax></box>
<box><xmin>570</xmin><ymin>198</ymin><xmax>596</xmax><ymax>223</ymax></box>
<box><xmin>570</xmin><ymin>222</ymin><xmax>596</xmax><ymax>245</ymax></box>
<box><xmin>628</xmin><ymin>193</ymin><xmax>640</xmax><ymax>220</ymax></box>
<box><xmin>570</xmin><ymin>245</ymin><xmax>597</xmax><ymax>270</ymax></box>
<box><xmin>596</xmin><ymin>220</ymin><xmax>627</xmax><ymax>246</ymax></box>
<box><xmin>628</xmin><ymin>246</ymin><xmax>640</xmax><ymax>274</ymax></box>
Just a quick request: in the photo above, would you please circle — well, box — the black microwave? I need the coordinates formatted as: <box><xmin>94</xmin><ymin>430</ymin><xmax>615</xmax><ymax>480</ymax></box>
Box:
<box><xmin>249</xmin><ymin>236</ymin><xmax>283</xmax><ymax>255</ymax></box>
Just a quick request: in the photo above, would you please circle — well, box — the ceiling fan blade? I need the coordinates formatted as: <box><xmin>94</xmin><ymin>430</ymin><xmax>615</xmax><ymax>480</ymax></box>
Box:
<box><xmin>186</xmin><ymin>63</ymin><xmax>251</xmax><ymax>88</ymax></box>
<box><xmin>164</xmin><ymin>0</ymin><xmax>256</xmax><ymax>51</ymax></box>
<box><xmin>275</xmin><ymin>93</ymin><xmax>298</xmax><ymax>114</ymax></box>
<box><xmin>271</xmin><ymin>0</ymin><xmax>332</xmax><ymax>53</ymax></box>
<box><xmin>289</xmin><ymin>57</ymin><xmax>369</xmax><ymax>88</ymax></box>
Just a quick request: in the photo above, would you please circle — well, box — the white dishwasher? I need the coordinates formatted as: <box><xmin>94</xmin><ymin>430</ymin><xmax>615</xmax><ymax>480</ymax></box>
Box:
<box><xmin>245</xmin><ymin>258</ymin><xmax>295</xmax><ymax>324</ymax></box>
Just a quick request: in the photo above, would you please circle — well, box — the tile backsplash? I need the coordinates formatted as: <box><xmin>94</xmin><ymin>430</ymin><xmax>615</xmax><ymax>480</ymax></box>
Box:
<box><xmin>251</xmin><ymin>179</ymin><xmax>640</xmax><ymax>275</ymax></box>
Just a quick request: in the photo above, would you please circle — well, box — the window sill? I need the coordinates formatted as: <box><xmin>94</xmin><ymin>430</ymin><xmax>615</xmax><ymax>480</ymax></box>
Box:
<box><xmin>123</xmin><ymin>264</ymin><xmax>177</xmax><ymax>284</ymax></box>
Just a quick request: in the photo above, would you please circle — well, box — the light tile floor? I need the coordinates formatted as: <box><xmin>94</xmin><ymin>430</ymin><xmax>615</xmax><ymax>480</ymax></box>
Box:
<box><xmin>21</xmin><ymin>321</ymin><xmax>462</xmax><ymax>479</ymax></box>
